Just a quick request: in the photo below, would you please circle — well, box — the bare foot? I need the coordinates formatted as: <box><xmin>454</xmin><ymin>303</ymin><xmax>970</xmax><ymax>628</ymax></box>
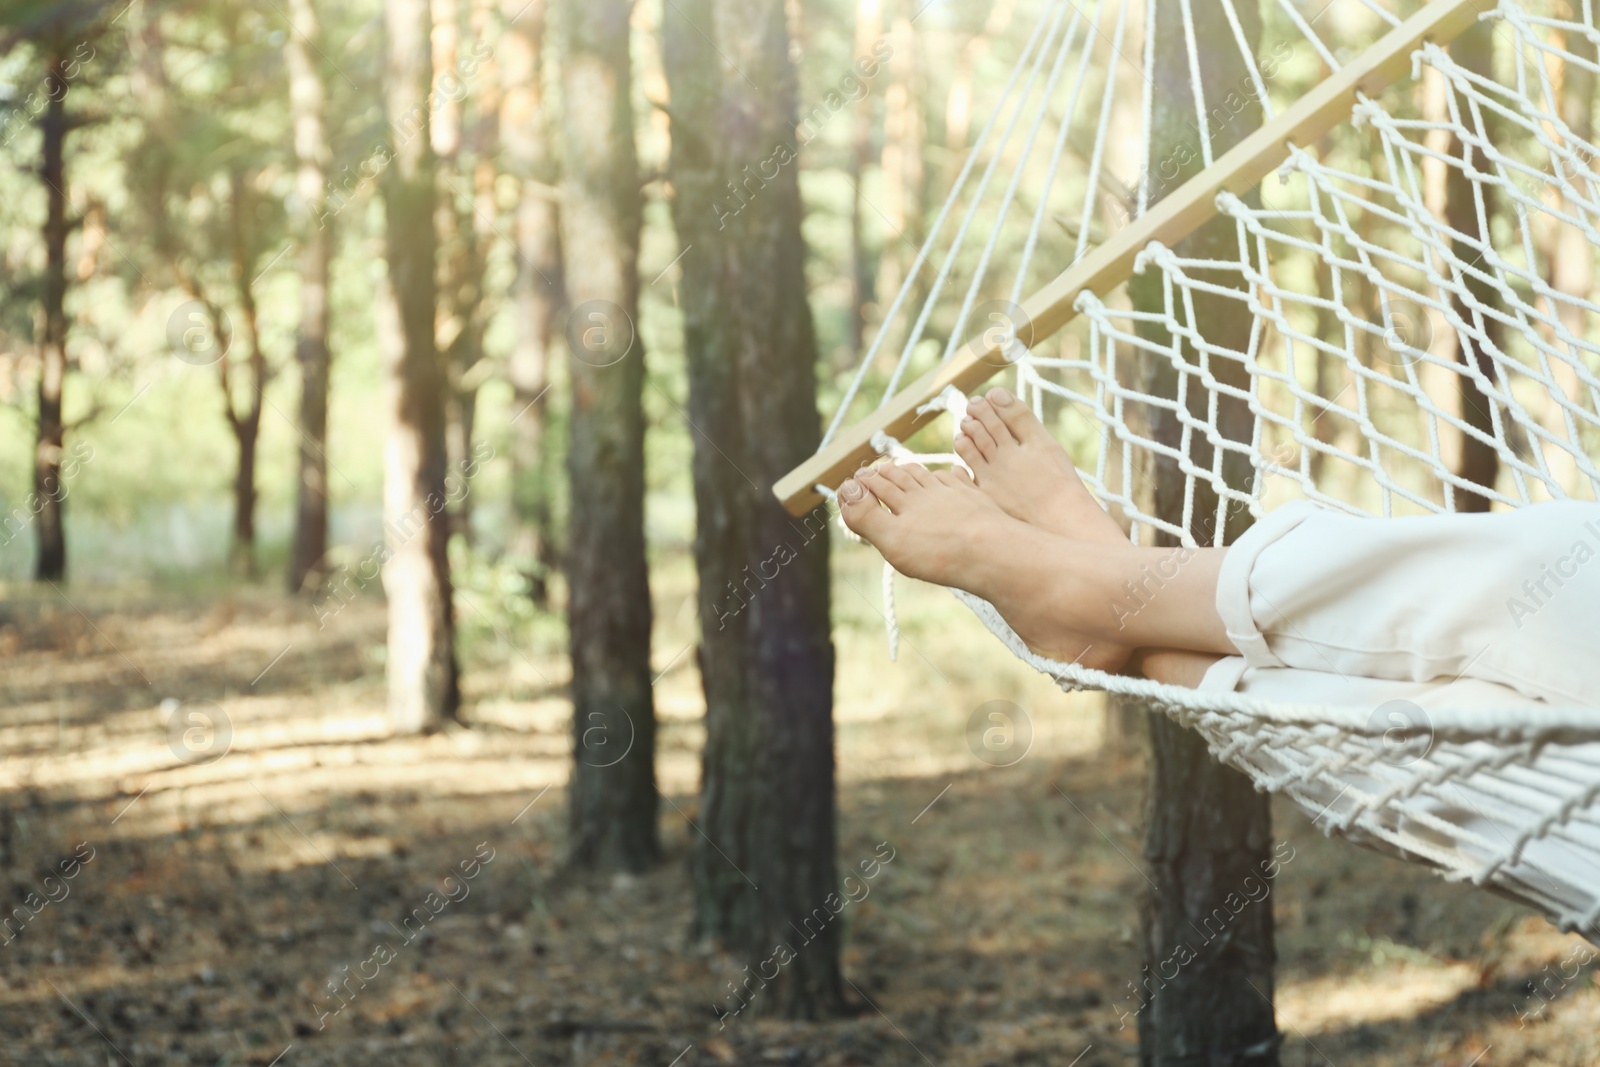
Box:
<box><xmin>838</xmin><ymin>463</ymin><xmax>1133</xmax><ymax>673</ymax></box>
<box><xmin>954</xmin><ymin>388</ymin><xmax>1125</xmax><ymax>545</ymax></box>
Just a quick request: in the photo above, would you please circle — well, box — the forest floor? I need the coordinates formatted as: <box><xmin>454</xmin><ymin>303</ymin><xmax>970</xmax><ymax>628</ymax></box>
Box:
<box><xmin>0</xmin><ymin>558</ymin><xmax>1597</xmax><ymax>1067</ymax></box>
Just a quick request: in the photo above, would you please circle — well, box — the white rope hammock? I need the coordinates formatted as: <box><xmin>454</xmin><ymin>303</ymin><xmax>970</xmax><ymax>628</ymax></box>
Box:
<box><xmin>793</xmin><ymin>0</ymin><xmax>1600</xmax><ymax>938</ymax></box>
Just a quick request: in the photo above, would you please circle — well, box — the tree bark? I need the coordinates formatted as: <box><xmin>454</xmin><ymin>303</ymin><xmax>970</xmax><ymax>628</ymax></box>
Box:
<box><xmin>34</xmin><ymin>48</ymin><xmax>70</xmax><ymax>583</ymax></box>
<box><xmin>224</xmin><ymin>168</ymin><xmax>267</xmax><ymax>578</ymax></box>
<box><xmin>1446</xmin><ymin>24</ymin><xmax>1505</xmax><ymax>511</ymax></box>
<box><xmin>432</xmin><ymin>0</ymin><xmax>484</xmax><ymax>544</ymax></box>
<box><xmin>664</xmin><ymin>0</ymin><xmax>843</xmax><ymax>1019</ymax></box>
<box><xmin>1128</xmin><ymin>3</ymin><xmax>1280</xmax><ymax>1063</ymax></box>
<box><xmin>847</xmin><ymin>0</ymin><xmax>882</xmax><ymax>362</ymax></box>
<box><xmin>875</xmin><ymin>10</ymin><xmax>923</xmax><ymax>306</ymax></box>
<box><xmin>380</xmin><ymin>0</ymin><xmax>460</xmax><ymax>733</ymax></box>
<box><xmin>558</xmin><ymin>0</ymin><xmax>660</xmax><ymax>870</ymax></box>
<box><xmin>458</xmin><ymin>0</ymin><xmax>501</xmax><ymax>544</ymax></box>
<box><xmin>1102</xmin><ymin>692</ymin><xmax>1144</xmax><ymax>757</ymax></box>
<box><xmin>286</xmin><ymin>0</ymin><xmax>335</xmax><ymax>594</ymax></box>
<box><xmin>501</xmin><ymin>0</ymin><xmax>564</xmax><ymax>606</ymax></box>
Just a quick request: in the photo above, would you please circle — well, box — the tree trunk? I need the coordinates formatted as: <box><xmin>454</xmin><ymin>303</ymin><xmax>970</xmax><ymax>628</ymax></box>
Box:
<box><xmin>34</xmin><ymin>48</ymin><xmax>70</xmax><ymax>583</ymax></box>
<box><xmin>1446</xmin><ymin>24</ymin><xmax>1504</xmax><ymax>511</ymax></box>
<box><xmin>432</xmin><ymin>0</ymin><xmax>484</xmax><ymax>544</ymax></box>
<box><xmin>1128</xmin><ymin>4</ymin><xmax>1279</xmax><ymax>1063</ymax></box>
<box><xmin>286</xmin><ymin>0</ymin><xmax>334</xmax><ymax>594</ymax></box>
<box><xmin>1102</xmin><ymin>693</ymin><xmax>1144</xmax><ymax>757</ymax></box>
<box><xmin>557</xmin><ymin>0</ymin><xmax>660</xmax><ymax>871</ymax></box>
<box><xmin>664</xmin><ymin>0</ymin><xmax>843</xmax><ymax>1019</ymax></box>
<box><xmin>1552</xmin><ymin>24</ymin><xmax>1595</xmax><ymax>324</ymax></box>
<box><xmin>1308</xmin><ymin>298</ymin><xmax>1339</xmax><ymax>484</ymax></box>
<box><xmin>847</xmin><ymin>0</ymin><xmax>882</xmax><ymax>362</ymax></box>
<box><xmin>896</xmin><ymin>13</ymin><xmax>925</xmax><ymax>252</ymax></box>
<box><xmin>459</xmin><ymin>0</ymin><xmax>500</xmax><ymax>545</ymax></box>
<box><xmin>876</xmin><ymin>9</ymin><xmax>923</xmax><ymax>306</ymax></box>
<box><xmin>224</xmin><ymin>169</ymin><xmax>267</xmax><ymax>579</ymax></box>
<box><xmin>380</xmin><ymin>0</ymin><xmax>460</xmax><ymax>733</ymax></box>
<box><xmin>229</xmin><ymin>411</ymin><xmax>261</xmax><ymax>576</ymax></box>
<box><xmin>942</xmin><ymin>2</ymin><xmax>1015</xmax><ymax>166</ymax></box>
<box><xmin>501</xmin><ymin>0</ymin><xmax>564</xmax><ymax>606</ymax></box>
<box><xmin>1539</xmin><ymin>20</ymin><xmax>1597</xmax><ymax>495</ymax></box>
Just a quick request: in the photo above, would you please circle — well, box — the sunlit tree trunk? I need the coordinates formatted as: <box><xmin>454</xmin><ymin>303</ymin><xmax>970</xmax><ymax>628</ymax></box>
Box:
<box><xmin>847</xmin><ymin>0</ymin><xmax>882</xmax><ymax>361</ymax></box>
<box><xmin>458</xmin><ymin>0</ymin><xmax>500</xmax><ymax>541</ymax></box>
<box><xmin>664</xmin><ymin>0</ymin><xmax>842</xmax><ymax>1019</ymax></box>
<box><xmin>286</xmin><ymin>0</ymin><xmax>334</xmax><ymax>593</ymax></box>
<box><xmin>380</xmin><ymin>0</ymin><xmax>460</xmax><ymax>733</ymax></box>
<box><xmin>558</xmin><ymin>0</ymin><xmax>659</xmax><ymax>870</ymax></box>
<box><xmin>501</xmin><ymin>0</ymin><xmax>564</xmax><ymax>606</ymax></box>
<box><xmin>875</xmin><ymin>9</ymin><xmax>922</xmax><ymax>306</ymax></box>
<box><xmin>941</xmin><ymin>2</ymin><xmax>1015</xmax><ymax>163</ymax></box>
<box><xmin>34</xmin><ymin>48</ymin><xmax>70</xmax><ymax>583</ymax></box>
<box><xmin>432</xmin><ymin>0</ymin><xmax>484</xmax><ymax>543</ymax></box>
<box><xmin>1128</xmin><ymin>3</ymin><xmax>1280</xmax><ymax>1062</ymax></box>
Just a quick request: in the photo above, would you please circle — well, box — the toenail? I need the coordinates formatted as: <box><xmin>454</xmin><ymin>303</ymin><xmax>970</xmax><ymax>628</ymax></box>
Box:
<box><xmin>969</xmin><ymin>396</ymin><xmax>988</xmax><ymax>411</ymax></box>
<box><xmin>840</xmin><ymin>479</ymin><xmax>863</xmax><ymax>501</ymax></box>
<box><xmin>989</xmin><ymin>387</ymin><xmax>1014</xmax><ymax>405</ymax></box>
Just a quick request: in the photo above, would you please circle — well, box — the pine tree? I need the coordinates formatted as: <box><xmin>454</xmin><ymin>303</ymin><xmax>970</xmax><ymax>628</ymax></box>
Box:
<box><xmin>664</xmin><ymin>0</ymin><xmax>844</xmax><ymax>1018</ymax></box>
<box><xmin>1128</xmin><ymin>1</ymin><xmax>1280</xmax><ymax>1062</ymax></box>
<box><xmin>558</xmin><ymin>0</ymin><xmax>660</xmax><ymax>870</ymax></box>
<box><xmin>379</xmin><ymin>0</ymin><xmax>460</xmax><ymax>733</ymax></box>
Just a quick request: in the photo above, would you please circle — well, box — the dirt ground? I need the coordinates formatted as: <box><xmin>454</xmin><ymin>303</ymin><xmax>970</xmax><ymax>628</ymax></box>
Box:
<box><xmin>1</xmin><ymin>572</ymin><xmax>1597</xmax><ymax>1067</ymax></box>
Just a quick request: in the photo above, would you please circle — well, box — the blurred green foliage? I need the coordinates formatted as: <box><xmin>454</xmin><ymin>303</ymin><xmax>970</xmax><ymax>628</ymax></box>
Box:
<box><xmin>0</xmin><ymin>0</ymin><xmax>1356</xmax><ymax>591</ymax></box>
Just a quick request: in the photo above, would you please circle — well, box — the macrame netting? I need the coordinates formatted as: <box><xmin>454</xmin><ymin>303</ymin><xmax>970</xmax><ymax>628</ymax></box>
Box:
<box><xmin>816</xmin><ymin>0</ymin><xmax>1600</xmax><ymax>938</ymax></box>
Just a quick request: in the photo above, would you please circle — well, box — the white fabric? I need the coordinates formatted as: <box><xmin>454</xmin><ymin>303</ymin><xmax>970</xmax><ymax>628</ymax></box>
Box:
<box><xmin>1206</xmin><ymin>500</ymin><xmax>1600</xmax><ymax>705</ymax></box>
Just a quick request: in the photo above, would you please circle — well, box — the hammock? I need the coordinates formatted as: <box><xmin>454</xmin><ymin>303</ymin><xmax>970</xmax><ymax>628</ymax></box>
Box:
<box><xmin>777</xmin><ymin>0</ymin><xmax>1600</xmax><ymax>938</ymax></box>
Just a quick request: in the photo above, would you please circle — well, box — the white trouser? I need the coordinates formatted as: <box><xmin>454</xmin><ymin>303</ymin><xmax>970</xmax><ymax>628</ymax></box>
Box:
<box><xmin>1200</xmin><ymin>499</ymin><xmax>1600</xmax><ymax>705</ymax></box>
<box><xmin>1193</xmin><ymin>500</ymin><xmax>1600</xmax><ymax>938</ymax></box>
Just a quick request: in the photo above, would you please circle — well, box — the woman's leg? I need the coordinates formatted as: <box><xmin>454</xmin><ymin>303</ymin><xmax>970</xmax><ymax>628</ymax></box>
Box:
<box><xmin>947</xmin><ymin>387</ymin><xmax>1238</xmax><ymax>687</ymax></box>
<box><xmin>855</xmin><ymin>386</ymin><xmax>1600</xmax><ymax>705</ymax></box>
<box><xmin>838</xmin><ymin>465</ymin><xmax>1238</xmax><ymax>672</ymax></box>
<box><xmin>1127</xmin><ymin>648</ymin><xmax>1227</xmax><ymax>689</ymax></box>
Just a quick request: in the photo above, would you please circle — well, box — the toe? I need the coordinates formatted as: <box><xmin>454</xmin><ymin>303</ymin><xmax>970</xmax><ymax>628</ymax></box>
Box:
<box><xmin>988</xmin><ymin>387</ymin><xmax>1053</xmax><ymax>446</ymax></box>
<box><xmin>968</xmin><ymin>395</ymin><xmax>1015</xmax><ymax>450</ymax></box>
<box><xmin>838</xmin><ymin>476</ymin><xmax>869</xmax><ymax>511</ymax></box>
<box><xmin>862</xmin><ymin>465</ymin><xmax>910</xmax><ymax>510</ymax></box>
<box><xmin>838</xmin><ymin>478</ymin><xmax>892</xmax><ymax>540</ymax></box>
<box><xmin>936</xmin><ymin>466</ymin><xmax>975</xmax><ymax>487</ymax></box>
<box><xmin>953</xmin><ymin>433</ymin><xmax>984</xmax><ymax>471</ymax></box>
<box><xmin>959</xmin><ymin>415</ymin><xmax>998</xmax><ymax>457</ymax></box>
<box><xmin>899</xmin><ymin>462</ymin><xmax>936</xmax><ymax>488</ymax></box>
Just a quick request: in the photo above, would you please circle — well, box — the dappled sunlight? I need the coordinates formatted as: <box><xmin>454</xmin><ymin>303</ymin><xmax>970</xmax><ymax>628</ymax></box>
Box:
<box><xmin>0</xmin><ymin>578</ymin><xmax>1590</xmax><ymax>1063</ymax></box>
<box><xmin>1276</xmin><ymin>961</ymin><xmax>1484</xmax><ymax>1033</ymax></box>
